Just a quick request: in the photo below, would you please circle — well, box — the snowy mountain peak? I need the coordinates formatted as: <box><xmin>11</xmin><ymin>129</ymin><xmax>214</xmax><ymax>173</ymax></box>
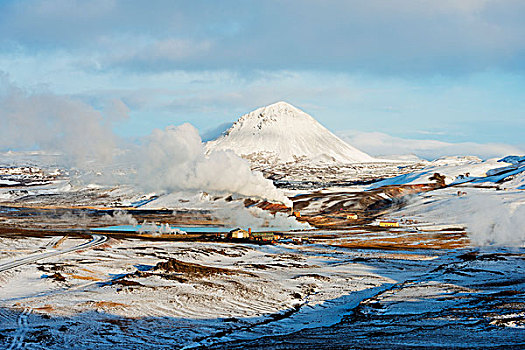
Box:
<box><xmin>254</xmin><ymin>101</ymin><xmax>302</xmax><ymax>115</ymax></box>
<box><xmin>232</xmin><ymin>101</ymin><xmax>316</xmax><ymax>133</ymax></box>
<box><xmin>206</xmin><ymin>102</ymin><xmax>375</xmax><ymax>164</ymax></box>
<box><xmin>265</xmin><ymin>100</ymin><xmax>297</xmax><ymax>109</ymax></box>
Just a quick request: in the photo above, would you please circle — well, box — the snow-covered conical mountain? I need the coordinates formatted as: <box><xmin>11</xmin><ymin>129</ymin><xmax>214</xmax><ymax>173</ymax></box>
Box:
<box><xmin>206</xmin><ymin>102</ymin><xmax>375</xmax><ymax>164</ymax></box>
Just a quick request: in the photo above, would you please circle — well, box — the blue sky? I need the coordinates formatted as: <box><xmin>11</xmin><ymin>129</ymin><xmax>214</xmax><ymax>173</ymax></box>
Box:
<box><xmin>1</xmin><ymin>0</ymin><xmax>524</xmax><ymax>158</ymax></box>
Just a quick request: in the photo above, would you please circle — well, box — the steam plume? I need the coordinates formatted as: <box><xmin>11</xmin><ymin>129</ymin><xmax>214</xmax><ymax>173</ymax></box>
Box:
<box><xmin>132</xmin><ymin>123</ymin><xmax>291</xmax><ymax>205</ymax></box>
<box><xmin>457</xmin><ymin>194</ymin><xmax>525</xmax><ymax>247</ymax></box>
<box><xmin>418</xmin><ymin>192</ymin><xmax>525</xmax><ymax>247</ymax></box>
<box><xmin>0</xmin><ymin>75</ymin><xmax>119</xmax><ymax>168</ymax></box>
<box><xmin>0</xmin><ymin>77</ymin><xmax>290</xmax><ymax>206</ymax></box>
<box><xmin>214</xmin><ymin>202</ymin><xmax>309</xmax><ymax>229</ymax></box>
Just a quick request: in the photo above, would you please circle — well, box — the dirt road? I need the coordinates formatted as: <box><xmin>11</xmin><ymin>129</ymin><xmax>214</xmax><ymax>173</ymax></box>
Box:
<box><xmin>0</xmin><ymin>234</ymin><xmax>107</xmax><ymax>273</ymax></box>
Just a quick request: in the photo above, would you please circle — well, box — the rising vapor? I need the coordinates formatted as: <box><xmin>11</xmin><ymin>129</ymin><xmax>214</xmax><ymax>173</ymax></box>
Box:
<box><xmin>0</xmin><ymin>76</ymin><xmax>290</xmax><ymax>205</ymax></box>
<box><xmin>132</xmin><ymin>123</ymin><xmax>291</xmax><ymax>205</ymax></box>
<box><xmin>0</xmin><ymin>74</ymin><xmax>118</xmax><ymax>168</ymax></box>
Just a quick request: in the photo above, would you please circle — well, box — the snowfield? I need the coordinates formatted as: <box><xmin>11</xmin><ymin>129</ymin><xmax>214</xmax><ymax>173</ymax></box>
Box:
<box><xmin>0</xmin><ymin>236</ymin><xmax>523</xmax><ymax>349</ymax></box>
<box><xmin>369</xmin><ymin>155</ymin><xmax>525</xmax><ymax>189</ymax></box>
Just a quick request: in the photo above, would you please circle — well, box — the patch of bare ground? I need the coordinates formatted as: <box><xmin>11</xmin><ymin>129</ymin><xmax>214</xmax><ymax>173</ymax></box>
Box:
<box><xmin>37</xmin><ymin>262</ymin><xmax>76</xmax><ymax>273</ymax></box>
<box><xmin>66</xmin><ymin>274</ymin><xmax>103</xmax><ymax>281</ymax></box>
<box><xmin>47</xmin><ymin>272</ymin><xmax>66</xmax><ymax>282</ymax></box>
<box><xmin>111</xmin><ymin>279</ymin><xmax>145</xmax><ymax>288</ymax></box>
<box><xmin>0</xmin><ymin>204</ymin><xmax>220</xmax><ymax>232</ymax></box>
<box><xmin>290</xmin><ymin>183</ymin><xmax>443</xmax><ymax>228</ymax></box>
<box><xmin>334</xmin><ymin>231</ymin><xmax>469</xmax><ymax>250</ymax></box>
<box><xmin>238</xmin><ymin>263</ymin><xmax>272</xmax><ymax>270</ymax></box>
<box><xmin>89</xmin><ymin>301</ymin><xmax>129</xmax><ymax>308</ymax></box>
<box><xmin>152</xmin><ymin>258</ymin><xmax>254</xmax><ymax>278</ymax></box>
<box><xmin>199</xmin><ymin>246</ymin><xmax>252</xmax><ymax>257</ymax></box>
<box><xmin>32</xmin><ymin>305</ymin><xmax>56</xmax><ymax>313</ymax></box>
<box><xmin>100</xmin><ymin>317</ymin><xmax>134</xmax><ymax>332</ymax></box>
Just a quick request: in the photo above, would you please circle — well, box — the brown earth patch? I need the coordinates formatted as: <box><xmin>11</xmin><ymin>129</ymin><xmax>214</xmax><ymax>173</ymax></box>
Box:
<box><xmin>67</xmin><ymin>274</ymin><xmax>103</xmax><ymax>281</ymax></box>
<box><xmin>90</xmin><ymin>301</ymin><xmax>129</xmax><ymax>309</ymax></box>
<box><xmin>153</xmin><ymin>258</ymin><xmax>253</xmax><ymax>278</ymax></box>
<box><xmin>33</xmin><ymin>305</ymin><xmax>55</xmax><ymax>313</ymax></box>
<box><xmin>336</xmin><ymin>231</ymin><xmax>469</xmax><ymax>250</ymax></box>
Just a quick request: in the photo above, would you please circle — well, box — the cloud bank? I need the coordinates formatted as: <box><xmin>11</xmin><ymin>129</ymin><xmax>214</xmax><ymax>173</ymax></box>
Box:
<box><xmin>338</xmin><ymin>130</ymin><xmax>524</xmax><ymax>160</ymax></box>
<box><xmin>1</xmin><ymin>2</ymin><xmax>523</xmax><ymax>148</ymax></box>
<box><xmin>1</xmin><ymin>0</ymin><xmax>524</xmax><ymax>75</ymax></box>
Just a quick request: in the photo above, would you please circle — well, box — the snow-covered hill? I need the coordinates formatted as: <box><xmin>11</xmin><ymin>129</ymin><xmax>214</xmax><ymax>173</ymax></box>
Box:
<box><xmin>368</xmin><ymin>155</ymin><xmax>525</xmax><ymax>190</ymax></box>
<box><xmin>205</xmin><ymin>102</ymin><xmax>375</xmax><ymax>164</ymax></box>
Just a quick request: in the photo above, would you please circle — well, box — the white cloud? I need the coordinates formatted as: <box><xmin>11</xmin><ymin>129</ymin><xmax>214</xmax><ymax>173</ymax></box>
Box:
<box><xmin>104</xmin><ymin>38</ymin><xmax>213</xmax><ymax>70</ymax></box>
<box><xmin>338</xmin><ymin>130</ymin><xmax>524</xmax><ymax>160</ymax></box>
<box><xmin>2</xmin><ymin>0</ymin><xmax>524</xmax><ymax>75</ymax></box>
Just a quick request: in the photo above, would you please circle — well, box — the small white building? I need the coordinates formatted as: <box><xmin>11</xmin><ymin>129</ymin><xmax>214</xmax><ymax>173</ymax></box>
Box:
<box><xmin>229</xmin><ymin>228</ymin><xmax>250</xmax><ymax>239</ymax></box>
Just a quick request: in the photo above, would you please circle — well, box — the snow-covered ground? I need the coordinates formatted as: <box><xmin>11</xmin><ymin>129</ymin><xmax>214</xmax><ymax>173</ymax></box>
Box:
<box><xmin>369</xmin><ymin>155</ymin><xmax>525</xmax><ymax>190</ymax></box>
<box><xmin>0</xmin><ymin>236</ymin><xmax>523</xmax><ymax>349</ymax></box>
<box><xmin>1</xmin><ymin>149</ymin><xmax>524</xmax><ymax>348</ymax></box>
<box><xmin>364</xmin><ymin>155</ymin><xmax>525</xmax><ymax>247</ymax></box>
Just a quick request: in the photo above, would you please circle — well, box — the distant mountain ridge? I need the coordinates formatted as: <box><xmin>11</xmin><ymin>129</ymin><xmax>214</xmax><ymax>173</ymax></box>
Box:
<box><xmin>205</xmin><ymin>102</ymin><xmax>375</xmax><ymax>164</ymax></box>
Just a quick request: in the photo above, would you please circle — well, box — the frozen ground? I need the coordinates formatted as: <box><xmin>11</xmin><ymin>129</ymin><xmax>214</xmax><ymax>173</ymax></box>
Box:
<box><xmin>0</xmin><ymin>236</ymin><xmax>523</xmax><ymax>349</ymax></box>
<box><xmin>0</xmin><ymin>153</ymin><xmax>524</xmax><ymax>349</ymax></box>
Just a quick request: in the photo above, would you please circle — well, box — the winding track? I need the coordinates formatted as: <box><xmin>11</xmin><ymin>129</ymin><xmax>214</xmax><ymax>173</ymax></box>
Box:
<box><xmin>0</xmin><ymin>234</ymin><xmax>107</xmax><ymax>349</ymax></box>
<box><xmin>6</xmin><ymin>307</ymin><xmax>31</xmax><ymax>350</ymax></box>
<box><xmin>0</xmin><ymin>234</ymin><xmax>107</xmax><ymax>273</ymax></box>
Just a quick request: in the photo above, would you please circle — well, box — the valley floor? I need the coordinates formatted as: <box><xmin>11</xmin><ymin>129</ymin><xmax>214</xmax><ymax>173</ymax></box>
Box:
<box><xmin>0</xmin><ymin>230</ymin><xmax>523</xmax><ymax>349</ymax></box>
<box><xmin>0</xmin><ymin>155</ymin><xmax>524</xmax><ymax>349</ymax></box>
